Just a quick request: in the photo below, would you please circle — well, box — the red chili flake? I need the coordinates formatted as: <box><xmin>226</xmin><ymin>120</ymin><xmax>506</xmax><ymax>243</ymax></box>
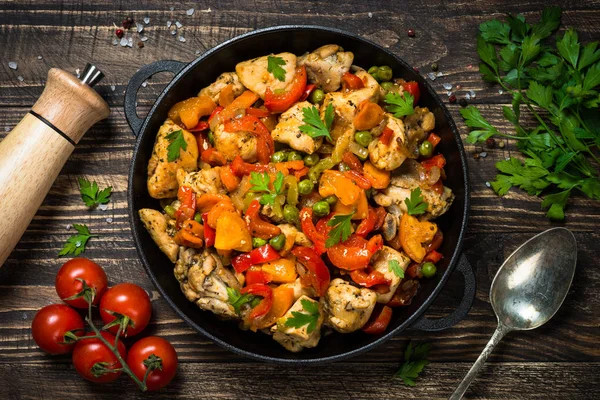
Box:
<box><xmin>449</xmin><ymin>94</ymin><xmax>457</xmax><ymax>104</ymax></box>
<box><xmin>115</xmin><ymin>28</ymin><xmax>124</xmax><ymax>38</ymax></box>
<box><xmin>467</xmin><ymin>64</ymin><xmax>473</xmax><ymax>69</ymax></box>
<box><xmin>122</xmin><ymin>17</ymin><xmax>134</xmax><ymax>29</ymax></box>
<box><xmin>407</xmin><ymin>29</ymin><xmax>415</xmax><ymax>37</ymax></box>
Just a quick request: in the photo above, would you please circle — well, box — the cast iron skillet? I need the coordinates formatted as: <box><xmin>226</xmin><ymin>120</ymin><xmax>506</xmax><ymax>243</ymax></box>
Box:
<box><xmin>125</xmin><ymin>26</ymin><xmax>474</xmax><ymax>364</ymax></box>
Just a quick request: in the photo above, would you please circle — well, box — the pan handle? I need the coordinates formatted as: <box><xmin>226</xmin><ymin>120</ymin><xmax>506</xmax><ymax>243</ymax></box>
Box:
<box><xmin>409</xmin><ymin>253</ymin><xmax>476</xmax><ymax>331</ymax></box>
<box><xmin>124</xmin><ymin>60</ymin><xmax>187</xmax><ymax>136</ymax></box>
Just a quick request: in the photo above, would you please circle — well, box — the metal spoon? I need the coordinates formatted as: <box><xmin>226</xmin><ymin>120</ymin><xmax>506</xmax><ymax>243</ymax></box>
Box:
<box><xmin>450</xmin><ymin>227</ymin><xmax>577</xmax><ymax>399</ymax></box>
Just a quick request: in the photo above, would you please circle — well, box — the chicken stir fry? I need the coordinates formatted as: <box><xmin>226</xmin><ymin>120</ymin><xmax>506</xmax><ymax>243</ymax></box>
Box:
<box><xmin>140</xmin><ymin>46</ymin><xmax>453</xmax><ymax>352</ymax></box>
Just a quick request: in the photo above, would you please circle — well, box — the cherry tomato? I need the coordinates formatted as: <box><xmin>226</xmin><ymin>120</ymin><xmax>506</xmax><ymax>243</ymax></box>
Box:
<box><xmin>72</xmin><ymin>331</ymin><xmax>127</xmax><ymax>383</ymax></box>
<box><xmin>99</xmin><ymin>283</ymin><xmax>152</xmax><ymax>337</ymax></box>
<box><xmin>127</xmin><ymin>336</ymin><xmax>178</xmax><ymax>391</ymax></box>
<box><xmin>55</xmin><ymin>258</ymin><xmax>108</xmax><ymax>308</ymax></box>
<box><xmin>31</xmin><ymin>304</ymin><xmax>84</xmax><ymax>354</ymax></box>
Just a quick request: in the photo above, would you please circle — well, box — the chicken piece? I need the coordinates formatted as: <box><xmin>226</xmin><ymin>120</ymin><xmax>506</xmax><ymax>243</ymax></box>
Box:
<box><xmin>212</xmin><ymin>123</ymin><xmax>257</xmax><ymax>162</ymax></box>
<box><xmin>403</xmin><ymin>106</ymin><xmax>436</xmax><ymax>144</ymax></box>
<box><xmin>277</xmin><ymin>224</ymin><xmax>312</xmax><ymax>247</ymax></box>
<box><xmin>198</xmin><ymin>72</ymin><xmax>245</xmax><ymax>103</ymax></box>
<box><xmin>271</xmin><ymin>101</ymin><xmax>322</xmax><ymax>154</ymax></box>
<box><xmin>271</xmin><ymin>295</ymin><xmax>323</xmax><ymax>352</ymax></box>
<box><xmin>174</xmin><ymin>247</ymin><xmax>240</xmax><ymax>319</ymax></box>
<box><xmin>147</xmin><ymin>120</ymin><xmax>198</xmax><ymax>199</ymax></box>
<box><xmin>373</xmin><ymin>160</ymin><xmax>454</xmax><ymax>220</ymax></box>
<box><xmin>371</xmin><ymin>246</ymin><xmax>411</xmax><ymax>303</ymax></box>
<box><xmin>298</xmin><ymin>44</ymin><xmax>354</xmax><ymax>93</ymax></box>
<box><xmin>323</xmin><ymin>278</ymin><xmax>377</xmax><ymax>333</ymax></box>
<box><xmin>176</xmin><ymin>166</ymin><xmax>227</xmax><ymax>196</ymax></box>
<box><xmin>235</xmin><ymin>52</ymin><xmax>297</xmax><ymax>99</ymax></box>
<box><xmin>280</xmin><ymin>278</ymin><xmax>310</xmax><ymax>301</ymax></box>
<box><xmin>138</xmin><ymin>209</ymin><xmax>179</xmax><ymax>263</ymax></box>
<box><xmin>368</xmin><ymin>114</ymin><xmax>413</xmax><ymax>171</ymax></box>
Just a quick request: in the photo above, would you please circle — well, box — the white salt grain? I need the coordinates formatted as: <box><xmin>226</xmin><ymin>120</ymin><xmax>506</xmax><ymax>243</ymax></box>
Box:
<box><xmin>469</xmin><ymin>89</ymin><xmax>476</xmax><ymax>98</ymax></box>
<box><xmin>120</xmin><ymin>37</ymin><xmax>128</xmax><ymax>46</ymax></box>
<box><xmin>195</xmin><ymin>50</ymin><xmax>201</xmax><ymax>55</ymax></box>
<box><xmin>98</xmin><ymin>203</ymin><xmax>108</xmax><ymax>211</ymax></box>
<box><xmin>37</xmin><ymin>55</ymin><xmax>43</xmax><ymax>60</ymax></box>
<box><xmin>127</xmin><ymin>37</ymin><xmax>134</xmax><ymax>47</ymax></box>
<box><xmin>480</xmin><ymin>152</ymin><xmax>487</xmax><ymax>158</ymax></box>
<box><xmin>436</xmin><ymin>71</ymin><xmax>444</xmax><ymax>77</ymax></box>
<box><xmin>106</xmin><ymin>217</ymin><xmax>113</xmax><ymax>224</ymax></box>
<box><xmin>485</xmin><ymin>181</ymin><xmax>491</xmax><ymax>188</ymax></box>
<box><xmin>4</xmin><ymin>126</ymin><xmax>11</xmax><ymax>132</ymax></box>
<box><xmin>186</xmin><ymin>8</ymin><xmax>195</xmax><ymax>16</ymax></box>
<box><xmin>498</xmin><ymin>89</ymin><xmax>504</xmax><ymax>94</ymax></box>
<box><xmin>442</xmin><ymin>83</ymin><xmax>453</xmax><ymax>90</ymax></box>
<box><xmin>142</xmin><ymin>81</ymin><xmax>148</xmax><ymax>87</ymax></box>
<box><xmin>110</xmin><ymin>85</ymin><xmax>116</xmax><ymax>91</ymax></box>
<box><xmin>8</xmin><ymin>61</ymin><xmax>17</xmax><ymax>70</ymax></box>
<box><xmin>178</xmin><ymin>36</ymin><xmax>186</xmax><ymax>43</ymax></box>
<box><xmin>140</xmin><ymin>36</ymin><xmax>148</xmax><ymax>42</ymax></box>
<box><xmin>170</xmin><ymin>29</ymin><xmax>177</xmax><ymax>36</ymax></box>
<box><xmin>112</xmin><ymin>38</ymin><xmax>119</xmax><ymax>46</ymax></box>
<box><xmin>167</xmin><ymin>20</ymin><xmax>172</xmax><ymax>28</ymax></box>
<box><xmin>17</xmin><ymin>76</ymin><xmax>24</xmax><ymax>82</ymax></box>
<box><xmin>426</xmin><ymin>72</ymin><xmax>436</xmax><ymax>81</ymax></box>
<box><xmin>465</xmin><ymin>93</ymin><xmax>471</xmax><ymax>100</ymax></box>
<box><xmin>368</xmin><ymin>12</ymin><xmax>373</xmax><ymax>18</ymax></box>
<box><xmin>75</xmin><ymin>68</ymin><xmax>80</xmax><ymax>78</ymax></box>
<box><xmin>169</xmin><ymin>6</ymin><xmax>174</xmax><ymax>11</ymax></box>
<box><xmin>447</xmin><ymin>91</ymin><xmax>453</xmax><ymax>97</ymax></box>
<box><xmin>136</xmin><ymin>23</ymin><xmax>144</xmax><ymax>33</ymax></box>
<box><xmin>144</xmin><ymin>16</ymin><xmax>150</xmax><ymax>24</ymax></box>
<box><xmin>66</xmin><ymin>224</ymin><xmax>72</xmax><ymax>230</ymax></box>
<box><xmin>175</xmin><ymin>21</ymin><xmax>183</xmax><ymax>28</ymax></box>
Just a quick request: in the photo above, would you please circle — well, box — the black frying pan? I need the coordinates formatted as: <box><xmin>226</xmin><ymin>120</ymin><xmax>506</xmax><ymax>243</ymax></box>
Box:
<box><xmin>125</xmin><ymin>26</ymin><xmax>474</xmax><ymax>364</ymax></box>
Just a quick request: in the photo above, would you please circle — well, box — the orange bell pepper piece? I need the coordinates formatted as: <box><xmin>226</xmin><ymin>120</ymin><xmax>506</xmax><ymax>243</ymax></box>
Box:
<box><xmin>363</xmin><ymin>160</ymin><xmax>391</xmax><ymax>189</ymax></box>
<box><xmin>207</xmin><ymin>198</ymin><xmax>236</xmax><ymax>228</ymax></box>
<box><xmin>213</xmin><ymin>90</ymin><xmax>260</xmax><ymax>126</ymax></box>
<box><xmin>260</xmin><ymin>258</ymin><xmax>298</xmax><ymax>283</ymax></box>
<box><xmin>174</xmin><ymin>220</ymin><xmax>205</xmax><ymax>248</ymax></box>
<box><xmin>399</xmin><ymin>213</ymin><xmax>438</xmax><ymax>263</ymax></box>
<box><xmin>254</xmin><ymin>285</ymin><xmax>295</xmax><ymax>330</ymax></box>
<box><xmin>196</xmin><ymin>193</ymin><xmax>230</xmax><ymax>213</ymax></box>
<box><xmin>218</xmin><ymin>84</ymin><xmax>235</xmax><ymax>107</ymax></box>
<box><xmin>168</xmin><ymin>95</ymin><xmax>216</xmax><ymax>129</ymax></box>
<box><xmin>318</xmin><ymin>170</ymin><xmax>362</xmax><ymax>206</ymax></box>
<box><xmin>219</xmin><ymin>165</ymin><xmax>241</xmax><ymax>192</ymax></box>
<box><xmin>214</xmin><ymin>211</ymin><xmax>252</xmax><ymax>252</ymax></box>
<box><xmin>353</xmin><ymin>101</ymin><xmax>385</xmax><ymax>131</ymax></box>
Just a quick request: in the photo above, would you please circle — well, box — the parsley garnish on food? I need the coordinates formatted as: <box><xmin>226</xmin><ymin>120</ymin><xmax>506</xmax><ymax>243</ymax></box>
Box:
<box><xmin>59</xmin><ymin>224</ymin><xmax>95</xmax><ymax>257</ymax></box>
<box><xmin>78</xmin><ymin>177</ymin><xmax>112</xmax><ymax>208</ymax></box>
<box><xmin>384</xmin><ymin>92</ymin><xmax>415</xmax><ymax>118</ymax></box>
<box><xmin>249</xmin><ymin>171</ymin><xmax>285</xmax><ymax>206</ymax></box>
<box><xmin>226</xmin><ymin>287</ymin><xmax>256</xmax><ymax>315</ymax></box>
<box><xmin>299</xmin><ymin>103</ymin><xmax>334</xmax><ymax>140</ymax></box>
<box><xmin>284</xmin><ymin>299</ymin><xmax>320</xmax><ymax>334</ymax></box>
<box><xmin>404</xmin><ymin>188</ymin><xmax>429</xmax><ymax>215</ymax></box>
<box><xmin>395</xmin><ymin>341</ymin><xmax>431</xmax><ymax>386</ymax></box>
<box><xmin>267</xmin><ymin>55</ymin><xmax>287</xmax><ymax>82</ymax></box>
<box><xmin>388</xmin><ymin>260</ymin><xmax>405</xmax><ymax>279</ymax></box>
<box><xmin>461</xmin><ymin>7</ymin><xmax>600</xmax><ymax>220</ymax></box>
<box><xmin>165</xmin><ymin>129</ymin><xmax>187</xmax><ymax>162</ymax></box>
<box><xmin>325</xmin><ymin>213</ymin><xmax>353</xmax><ymax>248</ymax></box>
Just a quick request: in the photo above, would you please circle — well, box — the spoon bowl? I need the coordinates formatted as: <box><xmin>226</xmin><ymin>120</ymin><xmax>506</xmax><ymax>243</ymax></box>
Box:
<box><xmin>450</xmin><ymin>227</ymin><xmax>577</xmax><ymax>399</ymax></box>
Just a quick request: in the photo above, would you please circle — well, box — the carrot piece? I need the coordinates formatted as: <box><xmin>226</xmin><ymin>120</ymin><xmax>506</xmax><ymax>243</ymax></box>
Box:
<box><xmin>219</xmin><ymin>166</ymin><xmax>241</xmax><ymax>192</ymax></box>
<box><xmin>293</xmin><ymin>166</ymin><xmax>309</xmax><ymax>180</ymax></box>
<box><xmin>174</xmin><ymin>220</ymin><xmax>205</xmax><ymax>248</ymax></box>
<box><xmin>196</xmin><ymin>193</ymin><xmax>230</xmax><ymax>213</ymax></box>
<box><xmin>207</xmin><ymin>199</ymin><xmax>237</xmax><ymax>228</ymax></box>
<box><xmin>427</xmin><ymin>132</ymin><xmax>441</xmax><ymax>149</ymax></box>
<box><xmin>353</xmin><ymin>101</ymin><xmax>385</xmax><ymax>131</ymax></box>
<box><xmin>363</xmin><ymin>160</ymin><xmax>391</xmax><ymax>189</ymax></box>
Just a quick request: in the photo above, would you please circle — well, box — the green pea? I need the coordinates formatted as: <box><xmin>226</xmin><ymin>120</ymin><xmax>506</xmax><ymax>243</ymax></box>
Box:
<box><xmin>354</xmin><ymin>130</ymin><xmax>373</xmax><ymax>147</ymax></box>
<box><xmin>164</xmin><ymin>205</ymin><xmax>176</xmax><ymax>218</ymax></box>
<box><xmin>298</xmin><ymin>179</ymin><xmax>314</xmax><ymax>195</ymax></box>
<box><xmin>324</xmin><ymin>195</ymin><xmax>337</xmax><ymax>205</ymax></box>
<box><xmin>194</xmin><ymin>213</ymin><xmax>202</xmax><ymax>223</ymax></box>
<box><xmin>338</xmin><ymin>162</ymin><xmax>350</xmax><ymax>172</ymax></box>
<box><xmin>309</xmin><ymin>88</ymin><xmax>325</xmax><ymax>104</ymax></box>
<box><xmin>271</xmin><ymin>151</ymin><xmax>288</xmax><ymax>163</ymax></box>
<box><xmin>312</xmin><ymin>201</ymin><xmax>330</xmax><ymax>217</ymax></box>
<box><xmin>207</xmin><ymin>130</ymin><xmax>215</xmax><ymax>146</ymax></box>
<box><xmin>419</xmin><ymin>140</ymin><xmax>434</xmax><ymax>158</ymax></box>
<box><xmin>377</xmin><ymin>66</ymin><xmax>393</xmax><ymax>81</ymax></box>
<box><xmin>253</xmin><ymin>237</ymin><xmax>267</xmax><ymax>248</ymax></box>
<box><xmin>367</xmin><ymin>66</ymin><xmax>379</xmax><ymax>80</ymax></box>
<box><xmin>287</xmin><ymin>151</ymin><xmax>304</xmax><ymax>161</ymax></box>
<box><xmin>250</xmin><ymin>297</ymin><xmax>261</xmax><ymax>308</ymax></box>
<box><xmin>380</xmin><ymin>81</ymin><xmax>395</xmax><ymax>92</ymax></box>
<box><xmin>421</xmin><ymin>262</ymin><xmax>437</xmax><ymax>278</ymax></box>
<box><xmin>283</xmin><ymin>204</ymin><xmax>300</xmax><ymax>223</ymax></box>
<box><xmin>303</xmin><ymin>153</ymin><xmax>320</xmax><ymax>167</ymax></box>
<box><xmin>269</xmin><ymin>234</ymin><xmax>286</xmax><ymax>251</ymax></box>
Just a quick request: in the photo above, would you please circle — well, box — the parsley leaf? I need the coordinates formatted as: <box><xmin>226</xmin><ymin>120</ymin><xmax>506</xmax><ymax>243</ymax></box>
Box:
<box><xmin>389</xmin><ymin>260</ymin><xmax>405</xmax><ymax>279</ymax></box>
<box><xmin>384</xmin><ymin>91</ymin><xmax>415</xmax><ymax>118</ymax></box>
<box><xmin>284</xmin><ymin>299</ymin><xmax>320</xmax><ymax>334</ymax></box>
<box><xmin>404</xmin><ymin>188</ymin><xmax>429</xmax><ymax>215</ymax></box>
<box><xmin>59</xmin><ymin>224</ymin><xmax>95</xmax><ymax>257</ymax></box>
<box><xmin>78</xmin><ymin>177</ymin><xmax>112</xmax><ymax>208</ymax></box>
<box><xmin>492</xmin><ymin>157</ymin><xmax>550</xmax><ymax>196</ymax></box>
<box><xmin>267</xmin><ymin>55</ymin><xmax>287</xmax><ymax>82</ymax></box>
<box><xmin>459</xmin><ymin>106</ymin><xmax>502</xmax><ymax>144</ymax></box>
<box><xmin>299</xmin><ymin>103</ymin><xmax>334</xmax><ymax>140</ymax></box>
<box><xmin>249</xmin><ymin>171</ymin><xmax>285</xmax><ymax>206</ymax></box>
<box><xmin>165</xmin><ymin>129</ymin><xmax>187</xmax><ymax>162</ymax></box>
<box><xmin>578</xmin><ymin>42</ymin><xmax>600</xmax><ymax>70</ymax></box>
<box><xmin>325</xmin><ymin>213</ymin><xmax>353</xmax><ymax>248</ymax></box>
<box><xmin>479</xmin><ymin>19</ymin><xmax>511</xmax><ymax>45</ymax></box>
<box><xmin>395</xmin><ymin>341</ymin><xmax>431</xmax><ymax>386</ymax></box>
<box><xmin>226</xmin><ymin>287</ymin><xmax>256</xmax><ymax>315</ymax></box>
<box><xmin>531</xmin><ymin>6</ymin><xmax>561</xmax><ymax>40</ymax></box>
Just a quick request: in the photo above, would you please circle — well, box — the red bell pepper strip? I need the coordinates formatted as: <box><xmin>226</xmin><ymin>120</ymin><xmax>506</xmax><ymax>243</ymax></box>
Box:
<box><xmin>246</xmin><ymin>107</ymin><xmax>270</xmax><ymax>118</ymax></box>
<box><xmin>231</xmin><ymin>244</ymin><xmax>281</xmax><ymax>273</ymax></box>
<box><xmin>341</xmin><ymin>72</ymin><xmax>365</xmax><ymax>91</ymax></box>
<box><xmin>379</xmin><ymin>127</ymin><xmax>394</xmax><ymax>146</ymax></box>
<box><xmin>224</xmin><ymin>115</ymin><xmax>274</xmax><ymax>164</ymax></box>
<box><xmin>245</xmin><ymin>267</ymin><xmax>272</xmax><ymax>286</ymax></box>
<box><xmin>342</xmin><ymin>151</ymin><xmax>363</xmax><ymax>172</ymax></box>
<box><xmin>299</xmin><ymin>208</ymin><xmax>327</xmax><ymax>255</ymax></box>
<box><xmin>300</xmin><ymin>83</ymin><xmax>316</xmax><ymax>101</ymax></box>
<box><xmin>361</xmin><ymin>305</ymin><xmax>393</xmax><ymax>335</ymax></box>
<box><xmin>208</xmin><ymin>105</ymin><xmax>224</xmax><ymax>124</ymax></box>
<box><xmin>406</xmin><ymin>262</ymin><xmax>422</xmax><ymax>278</ymax></box>
<box><xmin>344</xmin><ymin>170</ymin><xmax>372</xmax><ymax>190</ymax></box>
<box><xmin>189</xmin><ymin>121</ymin><xmax>210</xmax><ymax>132</ymax></box>
<box><xmin>291</xmin><ymin>246</ymin><xmax>331</xmax><ymax>296</ymax></box>
<box><xmin>245</xmin><ymin>200</ymin><xmax>282</xmax><ymax>239</ymax></box>
<box><xmin>373</xmin><ymin>207</ymin><xmax>387</xmax><ymax>231</ymax></box>
<box><xmin>327</xmin><ymin>234</ymin><xmax>383</xmax><ymax>271</ymax></box>
<box><xmin>201</xmin><ymin>213</ymin><xmax>216</xmax><ymax>247</ymax></box>
<box><xmin>421</xmin><ymin>154</ymin><xmax>446</xmax><ymax>171</ymax></box>
<box><xmin>264</xmin><ymin>66</ymin><xmax>307</xmax><ymax>113</ymax></box>
<box><xmin>241</xmin><ymin>283</ymin><xmax>273</xmax><ymax>324</ymax></box>
<box><xmin>427</xmin><ymin>132</ymin><xmax>441</xmax><ymax>149</ymax></box>
<box><xmin>355</xmin><ymin>208</ymin><xmax>378</xmax><ymax>237</ymax></box>
<box><xmin>175</xmin><ymin>186</ymin><xmax>196</xmax><ymax>228</ymax></box>
<box><xmin>201</xmin><ymin>148</ymin><xmax>227</xmax><ymax>166</ymax></box>
<box><xmin>194</xmin><ymin>132</ymin><xmax>208</xmax><ymax>154</ymax></box>
<box><xmin>425</xmin><ymin>230</ymin><xmax>443</xmax><ymax>253</ymax></box>
<box><xmin>350</xmin><ymin>269</ymin><xmax>390</xmax><ymax>288</ymax></box>
<box><xmin>230</xmin><ymin>155</ymin><xmax>269</xmax><ymax>176</ymax></box>
<box><xmin>401</xmin><ymin>81</ymin><xmax>420</xmax><ymax>105</ymax></box>
<box><xmin>423</xmin><ymin>250</ymin><xmax>443</xmax><ymax>264</ymax></box>
<box><xmin>293</xmin><ymin>166</ymin><xmax>310</xmax><ymax>180</ymax></box>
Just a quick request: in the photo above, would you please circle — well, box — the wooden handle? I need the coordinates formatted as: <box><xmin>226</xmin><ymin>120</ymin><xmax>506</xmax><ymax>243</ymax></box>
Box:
<box><xmin>0</xmin><ymin>68</ymin><xmax>110</xmax><ymax>266</ymax></box>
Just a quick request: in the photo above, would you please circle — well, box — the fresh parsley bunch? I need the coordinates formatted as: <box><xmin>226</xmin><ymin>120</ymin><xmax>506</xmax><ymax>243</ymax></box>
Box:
<box><xmin>461</xmin><ymin>7</ymin><xmax>600</xmax><ymax>220</ymax></box>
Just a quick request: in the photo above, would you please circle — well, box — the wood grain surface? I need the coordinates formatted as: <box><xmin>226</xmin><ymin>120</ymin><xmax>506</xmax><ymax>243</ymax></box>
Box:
<box><xmin>1</xmin><ymin>0</ymin><xmax>599</xmax><ymax>399</ymax></box>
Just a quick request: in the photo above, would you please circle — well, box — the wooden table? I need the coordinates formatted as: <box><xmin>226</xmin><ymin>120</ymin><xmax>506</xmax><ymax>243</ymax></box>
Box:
<box><xmin>1</xmin><ymin>1</ymin><xmax>599</xmax><ymax>398</ymax></box>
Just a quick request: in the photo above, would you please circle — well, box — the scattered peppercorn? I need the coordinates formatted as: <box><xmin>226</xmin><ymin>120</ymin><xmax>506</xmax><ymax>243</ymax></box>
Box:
<box><xmin>431</xmin><ymin>62</ymin><xmax>439</xmax><ymax>72</ymax></box>
<box><xmin>407</xmin><ymin>29</ymin><xmax>415</xmax><ymax>37</ymax></box>
<box><xmin>115</xmin><ymin>28</ymin><xmax>124</xmax><ymax>38</ymax></box>
<box><xmin>449</xmin><ymin>94</ymin><xmax>457</xmax><ymax>104</ymax></box>
<box><xmin>458</xmin><ymin>98</ymin><xmax>468</xmax><ymax>107</ymax></box>
<box><xmin>122</xmin><ymin>17</ymin><xmax>134</xmax><ymax>29</ymax></box>
<box><xmin>473</xmin><ymin>152</ymin><xmax>480</xmax><ymax>160</ymax></box>
<box><xmin>498</xmin><ymin>141</ymin><xmax>506</xmax><ymax>149</ymax></box>
<box><xmin>485</xmin><ymin>138</ymin><xmax>496</xmax><ymax>148</ymax></box>
<box><xmin>137</xmin><ymin>41</ymin><xmax>144</xmax><ymax>48</ymax></box>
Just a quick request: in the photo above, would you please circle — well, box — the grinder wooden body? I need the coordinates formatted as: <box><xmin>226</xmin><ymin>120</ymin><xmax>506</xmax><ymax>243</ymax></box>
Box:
<box><xmin>0</xmin><ymin>68</ymin><xmax>110</xmax><ymax>266</ymax></box>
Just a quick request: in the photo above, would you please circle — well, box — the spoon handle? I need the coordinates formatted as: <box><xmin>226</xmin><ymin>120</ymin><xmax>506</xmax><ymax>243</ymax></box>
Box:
<box><xmin>449</xmin><ymin>323</ymin><xmax>511</xmax><ymax>400</ymax></box>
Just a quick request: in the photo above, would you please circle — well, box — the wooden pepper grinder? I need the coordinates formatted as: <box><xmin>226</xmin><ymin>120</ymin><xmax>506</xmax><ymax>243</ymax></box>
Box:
<box><xmin>0</xmin><ymin>64</ymin><xmax>110</xmax><ymax>266</ymax></box>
